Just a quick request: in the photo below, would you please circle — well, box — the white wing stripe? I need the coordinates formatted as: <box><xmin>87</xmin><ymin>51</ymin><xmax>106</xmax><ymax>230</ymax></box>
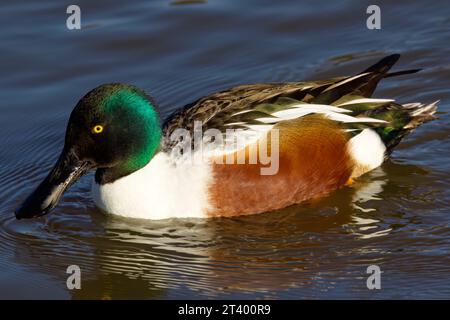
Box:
<box><xmin>325</xmin><ymin>112</ymin><xmax>387</xmax><ymax>123</ymax></box>
<box><xmin>337</xmin><ymin>98</ymin><xmax>394</xmax><ymax>106</ymax></box>
<box><xmin>254</xmin><ymin>106</ymin><xmax>387</xmax><ymax>124</ymax></box>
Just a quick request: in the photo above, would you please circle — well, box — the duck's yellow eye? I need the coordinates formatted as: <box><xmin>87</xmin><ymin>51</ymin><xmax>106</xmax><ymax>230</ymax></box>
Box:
<box><xmin>92</xmin><ymin>125</ymin><xmax>104</xmax><ymax>134</ymax></box>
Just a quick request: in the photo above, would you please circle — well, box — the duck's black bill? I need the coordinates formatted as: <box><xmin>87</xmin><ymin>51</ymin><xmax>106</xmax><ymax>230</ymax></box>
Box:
<box><xmin>15</xmin><ymin>149</ymin><xmax>91</xmax><ymax>219</ymax></box>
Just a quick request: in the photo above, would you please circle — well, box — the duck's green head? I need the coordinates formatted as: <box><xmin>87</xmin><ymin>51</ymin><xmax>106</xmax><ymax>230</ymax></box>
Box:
<box><xmin>15</xmin><ymin>83</ymin><xmax>161</xmax><ymax>219</ymax></box>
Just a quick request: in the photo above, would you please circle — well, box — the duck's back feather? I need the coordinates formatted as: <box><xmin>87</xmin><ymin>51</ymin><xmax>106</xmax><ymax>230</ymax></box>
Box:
<box><xmin>161</xmin><ymin>54</ymin><xmax>419</xmax><ymax>152</ymax></box>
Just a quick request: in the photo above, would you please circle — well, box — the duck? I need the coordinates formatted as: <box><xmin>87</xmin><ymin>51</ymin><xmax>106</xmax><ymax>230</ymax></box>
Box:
<box><xmin>15</xmin><ymin>54</ymin><xmax>438</xmax><ymax>220</ymax></box>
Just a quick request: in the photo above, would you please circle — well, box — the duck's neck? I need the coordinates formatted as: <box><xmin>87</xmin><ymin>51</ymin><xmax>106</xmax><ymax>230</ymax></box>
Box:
<box><xmin>95</xmin><ymin>132</ymin><xmax>162</xmax><ymax>185</ymax></box>
<box><xmin>95</xmin><ymin>156</ymin><xmax>155</xmax><ymax>185</ymax></box>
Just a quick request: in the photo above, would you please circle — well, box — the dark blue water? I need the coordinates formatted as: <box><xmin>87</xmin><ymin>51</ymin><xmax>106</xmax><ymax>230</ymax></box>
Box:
<box><xmin>0</xmin><ymin>0</ymin><xmax>449</xmax><ymax>299</ymax></box>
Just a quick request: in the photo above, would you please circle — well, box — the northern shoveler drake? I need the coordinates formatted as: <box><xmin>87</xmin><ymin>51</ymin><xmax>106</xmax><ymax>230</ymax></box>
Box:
<box><xmin>15</xmin><ymin>54</ymin><xmax>438</xmax><ymax>220</ymax></box>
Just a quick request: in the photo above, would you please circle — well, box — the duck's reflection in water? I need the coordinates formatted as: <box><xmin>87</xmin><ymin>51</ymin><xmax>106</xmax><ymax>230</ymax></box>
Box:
<box><xmin>11</xmin><ymin>162</ymin><xmax>436</xmax><ymax>298</ymax></box>
<box><xmin>72</xmin><ymin>168</ymin><xmax>391</xmax><ymax>298</ymax></box>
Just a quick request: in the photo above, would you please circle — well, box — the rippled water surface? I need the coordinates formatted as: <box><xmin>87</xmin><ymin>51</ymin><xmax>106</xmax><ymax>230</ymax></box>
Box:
<box><xmin>1</xmin><ymin>0</ymin><xmax>449</xmax><ymax>299</ymax></box>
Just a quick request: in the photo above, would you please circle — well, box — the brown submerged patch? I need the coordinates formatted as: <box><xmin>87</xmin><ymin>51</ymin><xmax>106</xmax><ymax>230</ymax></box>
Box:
<box><xmin>207</xmin><ymin>115</ymin><xmax>354</xmax><ymax>217</ymax></box>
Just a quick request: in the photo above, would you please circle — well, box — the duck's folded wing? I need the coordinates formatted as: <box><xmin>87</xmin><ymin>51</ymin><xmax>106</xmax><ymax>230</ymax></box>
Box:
<box><xmin>161</xmin><ymin>54</ymin><xmax>416</xmax><ymax>151</ymax></box>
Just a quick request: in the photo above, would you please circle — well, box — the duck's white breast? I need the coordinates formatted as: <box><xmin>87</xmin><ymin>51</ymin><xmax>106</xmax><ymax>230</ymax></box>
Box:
<box><xmin>91</xmin><ymin>152</ymin><xmax>212</xmax><ymax>219</ymax></box>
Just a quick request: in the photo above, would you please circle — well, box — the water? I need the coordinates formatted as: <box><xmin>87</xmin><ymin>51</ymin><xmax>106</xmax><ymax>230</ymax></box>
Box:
<box><xmin>0</xmin><ymin>0</ymin><xmax>449</xmax><ymax>299</ymax></box>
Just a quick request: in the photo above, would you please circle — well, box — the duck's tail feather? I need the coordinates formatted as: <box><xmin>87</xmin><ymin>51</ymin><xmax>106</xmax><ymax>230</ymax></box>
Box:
<box><xmin>361</xmin><ymin>53</ymin><xmax>401</xmax><ymax>74</ymax></box>
<box><xmin>356</xmin><ymin>54</ymin><xmax>408</xmax><ymax>97</ymax></box>
<box><xmin>403</xmin><ymin>100</ymin><xmax>439</xmax><ymax>129</ymax></box>
<box><xmin>312</xmin><ymin>54</ymin><xmax>411</xmax><ymax>104</ymax></box>
<box><xmin>384</xmin><ymin>68</ymin><xmax>421</xmax><ymax>78</ymax></box>
<box><xmin>371</xmin><ymin>100</ymin><xmax>439</xmax><ymax>154</ymax></box>
<box><xmin>361</xmin><ymin>54</ymin><xmax>422</xmax><ymax>79</ymax></box>
<box><xmin>357</xmin><ymin>54</ymin><xmax>421</xmax><ymax>97</ymax></box>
